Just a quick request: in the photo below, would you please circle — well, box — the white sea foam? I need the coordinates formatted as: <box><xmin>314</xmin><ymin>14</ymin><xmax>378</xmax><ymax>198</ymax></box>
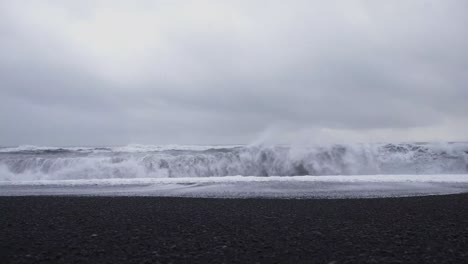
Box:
<box><xmin>1</xmin><ymin>174</ymin><xmax>468</xmax><ymax>186</ymax></box>
<box><xmin>0</xmin><ymin>144</ymin><xmax>242</xmax><ymax>153</ymax></box>
<box><xmin>1</xmin><ymin>175</ymin><xmax>468</xmax><ymax>198</ymax></box>
<box><xmin>112</xmin><ymin>144</ymin><xmax>242</xmax><ymax>152</ymax></box>
<box><xmin>1</xmin><ymin>143</ymin><xmax>468</xmax><ymax>181</ymax></box>
<box><xmin>1</xmin><ymin>142</ymin><xmax>466</xmax><ymax>198</ymax></box>
<box><xmin>0</xmin><ymin>145</ymin><xmax>89</xmax><ymax>153</ymax></box>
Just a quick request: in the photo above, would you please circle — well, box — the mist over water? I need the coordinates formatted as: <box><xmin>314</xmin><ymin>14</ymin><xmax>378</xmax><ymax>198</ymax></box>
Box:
<box><xmin>1</xmin><ymin>142</ymin><xmax>467</xmax><ymax>182</ymax></box>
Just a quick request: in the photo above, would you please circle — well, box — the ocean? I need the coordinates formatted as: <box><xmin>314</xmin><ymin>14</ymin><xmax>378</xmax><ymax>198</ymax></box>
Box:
<box><xmin>1</xmin><ymin>142</ymin><xmax>468</xmax><ymax>198</ymax></box>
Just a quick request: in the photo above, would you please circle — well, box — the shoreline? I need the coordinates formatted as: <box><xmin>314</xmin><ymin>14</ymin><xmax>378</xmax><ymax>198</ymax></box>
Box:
<box><xmin>3</xmin><ymin>177</ymin><xmax>468</xmax><ymax>199</ymax></box>
<box><xmin>2</xmin><ymin>194</ymin><xmax>468</xmax><ymax>263</ymax></box>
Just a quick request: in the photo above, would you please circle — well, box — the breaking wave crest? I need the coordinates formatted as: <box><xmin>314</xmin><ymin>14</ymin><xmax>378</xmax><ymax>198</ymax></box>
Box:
<box><xmin>1</xmin><ymin>143</ymin><xmax>468</xmax><ymax>181</ymax></box>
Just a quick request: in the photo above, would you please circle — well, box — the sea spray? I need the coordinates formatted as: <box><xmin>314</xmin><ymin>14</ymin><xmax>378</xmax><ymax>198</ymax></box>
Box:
<box><xmin>0</xmin><ymin>143</ymin><xmax>467</xmax><ymax>181</ymax></box>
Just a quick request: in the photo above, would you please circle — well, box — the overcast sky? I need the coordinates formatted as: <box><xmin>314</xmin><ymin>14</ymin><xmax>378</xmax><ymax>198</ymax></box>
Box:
<box><xmin>1</xmin><ymin>0</ymin><xmax>467</xmax><ymax>146</ymax></box>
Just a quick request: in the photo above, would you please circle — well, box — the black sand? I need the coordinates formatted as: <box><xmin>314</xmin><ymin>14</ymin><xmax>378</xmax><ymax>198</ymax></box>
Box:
<box><xmin>1</xmin><ymin>194</ymin><xmax>468</xmax><ymax>263</ymax></box>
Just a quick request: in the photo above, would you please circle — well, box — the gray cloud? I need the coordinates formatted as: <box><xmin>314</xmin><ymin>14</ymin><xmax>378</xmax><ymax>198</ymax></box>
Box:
<box><xmin>1</xmin><ymin>0</ymin><xmax>468</xmax><ymax>146</ymax></box>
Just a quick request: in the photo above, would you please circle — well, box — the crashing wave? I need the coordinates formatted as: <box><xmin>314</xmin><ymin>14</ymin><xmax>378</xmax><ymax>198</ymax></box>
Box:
<box><xmin>0</xmin><ymin>142</ymin><xmax>467</xmax><ymax>181</ymax></box>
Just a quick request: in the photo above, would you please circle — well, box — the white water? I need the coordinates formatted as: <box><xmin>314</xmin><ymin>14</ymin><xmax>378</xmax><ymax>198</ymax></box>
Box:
<box><xmin>2</xmin><ymin>174</ymin><xmax>468</xmax><ymax>186</ymax></box>
<box><xmin>1</xmin><ymin>143</ymin><xmax>468</xmax><ymax>198</ymax></box>
<box><xmin>1</xmin><ymin>175</ymin><xmax>468</xmax><ymax>198</ymax></box>
<box><xmin>1</xmin><ymin>142</ymin><xmax>467</xmax><ymax>182</ymax></box>
<box><xmin>0</xmin><ymin>144</ymin><xmax>242</xmax><ymax>153</ymax></box>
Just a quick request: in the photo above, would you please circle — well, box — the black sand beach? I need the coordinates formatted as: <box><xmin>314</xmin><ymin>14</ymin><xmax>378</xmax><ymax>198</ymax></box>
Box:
<box><xmin>1</xmin><ymin>194</ymin><xmax>468</xmax><ymax>263</ymax></box>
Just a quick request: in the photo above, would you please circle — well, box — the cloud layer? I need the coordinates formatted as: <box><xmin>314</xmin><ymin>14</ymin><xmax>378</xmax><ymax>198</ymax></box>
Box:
<box><xmin>1</xmin><ymin>0</ymin><xmax>468</xmax><ymax>145</ymax></box>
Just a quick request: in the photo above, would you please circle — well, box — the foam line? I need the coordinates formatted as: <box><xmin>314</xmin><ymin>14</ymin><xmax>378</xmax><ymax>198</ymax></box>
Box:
<box><xmin>2</xmin><ymin>174</ymin><xmax>468</xmax><ymax>186</ymax></box>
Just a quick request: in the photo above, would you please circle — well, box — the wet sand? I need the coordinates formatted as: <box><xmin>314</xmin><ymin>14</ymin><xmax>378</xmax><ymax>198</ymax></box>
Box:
<box><xmin>1</xmin><ymin>194</ymin><xmax>468</xmax><ymax>263</ymax></box>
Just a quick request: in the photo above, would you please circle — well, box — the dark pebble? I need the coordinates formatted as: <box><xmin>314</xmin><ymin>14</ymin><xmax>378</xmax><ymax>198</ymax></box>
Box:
<box><xmin>1</xmin><ymin>194</ymin><xmax>468</xmax><ymax>263</ymax></box>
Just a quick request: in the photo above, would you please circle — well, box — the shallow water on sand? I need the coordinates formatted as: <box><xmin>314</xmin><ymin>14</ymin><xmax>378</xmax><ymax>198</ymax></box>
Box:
<box><xmin>2</xmin><ymin>175</ymin><xmax>468</xmax><ymax>198</ymax></box>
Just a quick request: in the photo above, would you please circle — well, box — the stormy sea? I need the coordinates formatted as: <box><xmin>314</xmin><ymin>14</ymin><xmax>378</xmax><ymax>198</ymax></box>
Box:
<box><xmin>1</xmin><ymin>142</ymin><xmax>468</xmax><ymax>198</ymax></box>
<box><xmin>3</xmin><ymin>142</ymin><xmax>468</xmax><ymax>263</ymax></box>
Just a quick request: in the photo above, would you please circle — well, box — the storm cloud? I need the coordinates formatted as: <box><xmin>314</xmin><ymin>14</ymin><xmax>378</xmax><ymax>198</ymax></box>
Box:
<box><xmin>1</xmin><ymin>0</ymin><xmax>467</xmax><ymax>146</ymax></box>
